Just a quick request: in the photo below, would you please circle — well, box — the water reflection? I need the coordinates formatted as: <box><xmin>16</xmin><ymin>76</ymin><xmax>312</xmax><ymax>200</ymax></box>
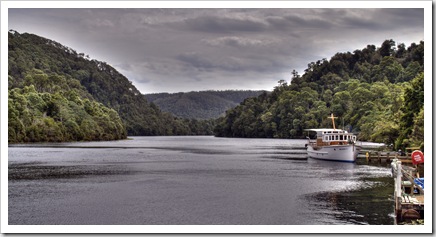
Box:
<box><xmin>9</xmin><ymin>136</ymin><xmax>393</xmax><ymax>225</ymax></box>
<box><xmin>305</xmin><ymin>176</ymin><xmax>395</xmax><ymax>225</ymax></box>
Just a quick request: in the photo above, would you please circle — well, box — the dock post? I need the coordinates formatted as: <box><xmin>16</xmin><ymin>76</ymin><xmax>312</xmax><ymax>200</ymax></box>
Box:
<box><xmin>395</xmin><ymin>161</ymin><xmax>402</xmax><ymax>222</ymax></box>
<box><xmin>396</xmin><ymin>162</ymin><xmax>402</xmax><ymax>200</ymax></box>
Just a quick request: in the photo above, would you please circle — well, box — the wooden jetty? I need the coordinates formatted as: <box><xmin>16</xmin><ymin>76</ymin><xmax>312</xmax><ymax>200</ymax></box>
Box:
<box><xmin>391</xmin><ymin>159</ymin><xmax>424</xmax><ymax>224</ymax></box>
<box><xmin>363</xmin><ymin>151</ymin><xmax>411</xmax><ymax>164</ymax></box>
<box><xmin>360</xmin><ymin>147</ymin><xmax>421</xmax><ymax>164</ymax></box>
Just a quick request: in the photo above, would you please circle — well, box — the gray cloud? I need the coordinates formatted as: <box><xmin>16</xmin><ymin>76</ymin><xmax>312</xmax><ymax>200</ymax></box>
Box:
<box><xmin>181</xmin><ymin>14</ymin><xmax>269</xmax><ymax>33</ymax></box>
<box><xmin>8</xmin><ymin>7</ymin><xmax>424</xmax><ymax>93</ymax></box>
<box><xmin>270</xmin><ymin>14</ymin><xmax>333</xmax><ymax>30</ymax></box>
<box><xmin>203</xmin><ymin>36</ymin><xmax>279</xmax><ymax>47</ymax></box>
<box><xmin>176</xmin><ymin>51</ymin><xmax>286</xmax><ymax>74</ymax></box>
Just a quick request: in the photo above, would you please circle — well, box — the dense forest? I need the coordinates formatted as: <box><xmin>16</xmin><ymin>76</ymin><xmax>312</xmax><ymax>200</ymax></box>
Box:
<box><xmin>214</xmin><ymin>40</ymin><xmax>424</xmax><ymax>150</ymax></box>
<box><xmin>8</xmin><ymin>31</ymin><xmax>215</xmax><ymax>143</ymax></box>
<box><xmin>145</xmin><ymin>90</ymin><xmax>266</xmax><ymax>119</ymax></box>
<box><xmin>8</xmin><ymin>31</ymin><xmax>425</xmax><ymax>149</ymax></box>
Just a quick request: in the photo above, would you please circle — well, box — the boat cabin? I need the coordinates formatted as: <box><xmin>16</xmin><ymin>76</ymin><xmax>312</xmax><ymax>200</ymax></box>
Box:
<box><xmin>305</xmin><ymin>129</ymin><xmax>357</xmax><ymax>147</ymax></box>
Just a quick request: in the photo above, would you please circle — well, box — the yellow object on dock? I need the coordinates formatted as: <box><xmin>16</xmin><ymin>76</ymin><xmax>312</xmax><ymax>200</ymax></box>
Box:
<box><xmin>363</xmin><ymin>151</ymin><xmax>411</xmax><ymax>163</ymax></box>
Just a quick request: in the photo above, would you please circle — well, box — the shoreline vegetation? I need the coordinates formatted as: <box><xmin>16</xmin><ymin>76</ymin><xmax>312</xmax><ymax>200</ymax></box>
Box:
<box><xmin>8</xmin><ymin>31</ymin><xmax>424</xmax><ymax>151</ymax></box>
<box><xmin>8</xmin><ymin>31</ymin><xmax>216</xmax><ymax>143</ymax></box>
<box><xmin>214</xmin><ymin>41</ymin><xmax>424</xmax><ymax>151</ymax></box>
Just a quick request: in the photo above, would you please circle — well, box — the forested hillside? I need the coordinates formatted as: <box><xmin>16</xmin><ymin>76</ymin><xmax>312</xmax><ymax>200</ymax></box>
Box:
<box><xmin>8</xmin><ymin>31</ymin><xmax>214</xmax><ymax>142</ymax></box>
<box><xmin>145</xmin><ymin>90</ymin><xmax>266</xmax><ymax>119</ymax></box>
<box><xmin>8</xmin><ymin>31</ymin><xmax>424</xmax><ymax>148</ymax></box>
<box><xmin>214</xmin><ymin>40</ymin><xmax>424</xmax><ymax>150</ymax></box>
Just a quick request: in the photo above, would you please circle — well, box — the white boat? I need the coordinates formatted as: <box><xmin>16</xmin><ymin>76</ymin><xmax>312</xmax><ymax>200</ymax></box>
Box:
<box><xmin>304</xmin><ymin>114</ymin><xmax>361</xmax><ymax>163</ymax></box>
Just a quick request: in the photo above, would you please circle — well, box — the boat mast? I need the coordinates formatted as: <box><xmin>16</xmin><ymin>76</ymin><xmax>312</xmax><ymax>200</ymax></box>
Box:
<box><xmin>329</xmin><ymin>113</ymin><xmax>338</xmax><ymax>130</ymax></box>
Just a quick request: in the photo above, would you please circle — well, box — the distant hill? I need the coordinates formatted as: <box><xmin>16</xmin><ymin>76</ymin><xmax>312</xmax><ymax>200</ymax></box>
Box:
<box><xmin>145</xmin><ymin>90</ymin><xmax>267</xmax><ymax>119</ymax></box>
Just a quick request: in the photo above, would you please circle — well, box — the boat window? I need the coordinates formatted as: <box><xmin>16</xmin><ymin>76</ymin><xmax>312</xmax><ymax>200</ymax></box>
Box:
<box><xmin>340</xmin><ymin>135</ymin><xmax>343</xmax><ymax>140</ymax></box>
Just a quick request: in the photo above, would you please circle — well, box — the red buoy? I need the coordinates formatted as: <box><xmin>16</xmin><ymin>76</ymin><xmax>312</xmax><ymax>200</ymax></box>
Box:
<box><xmin>411</xmin><ymin>150</ymin><xmax>424</xmax><ymax>165</ymax></box>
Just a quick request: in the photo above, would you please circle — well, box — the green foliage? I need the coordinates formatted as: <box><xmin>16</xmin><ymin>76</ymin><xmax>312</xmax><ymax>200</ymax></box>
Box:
<box><xmin>8</xmin><ymin>84</ymin><xmax>127</xmax><ymax>143</ymax></box>
<box><xmin>215</xmin><ymin>40</ymin><xmax>424</xmax><ymax>148</ymax></box>
<box><xmin>395</xmin><ymin>73</ymin><xmax>424</xmax><ymax>150</ymax></box>
<box><xmin>8</xmin><ymin>31</ymin><xmax>217</xmax><ymax>142</ymax></box>
<box><xmin>410</xmin><ymin>108</ymin><xmax>424</xmax><ymax>150</ymax></box>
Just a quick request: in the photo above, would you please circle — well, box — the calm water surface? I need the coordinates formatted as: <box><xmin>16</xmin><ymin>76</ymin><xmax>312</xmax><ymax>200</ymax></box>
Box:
<box><xmin>9</xmin><ymin>136</ymin><xmax>394</xmax><ymax>225</ymax></box>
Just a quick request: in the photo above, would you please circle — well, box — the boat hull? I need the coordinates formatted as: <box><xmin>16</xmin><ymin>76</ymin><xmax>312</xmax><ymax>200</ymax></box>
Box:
<box><xmin>306</xmin><ymin>144</ymin><xmax>360</xmax><ymax>162</ymax></box>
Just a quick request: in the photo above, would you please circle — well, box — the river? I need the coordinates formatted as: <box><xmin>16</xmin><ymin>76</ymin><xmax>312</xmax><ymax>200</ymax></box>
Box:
<box><xmin>8</xmin><ymin>136</ymin><xmax>394</xmax><ymax>225</ymax></box>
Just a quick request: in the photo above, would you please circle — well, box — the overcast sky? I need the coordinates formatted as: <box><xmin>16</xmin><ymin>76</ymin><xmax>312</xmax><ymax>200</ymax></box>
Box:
<box><xmin>8</xmin><ymin>7</ymin><xmax>424</xmax><ymax>94</ymax></box>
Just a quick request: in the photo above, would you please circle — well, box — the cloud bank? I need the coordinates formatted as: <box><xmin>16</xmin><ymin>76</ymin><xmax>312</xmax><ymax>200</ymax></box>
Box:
<box><xmin>9</xmin><ymin>8</ymin><xmax>424</xmax><ymax>93</ymax></box>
